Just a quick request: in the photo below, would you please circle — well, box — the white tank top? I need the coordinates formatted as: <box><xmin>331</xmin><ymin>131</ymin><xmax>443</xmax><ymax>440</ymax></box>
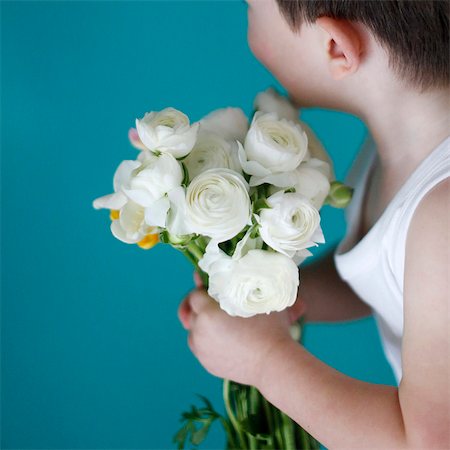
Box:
<box><xmin>334</xmin><ymin>134</ymin><xmax>450</xmax><ymax>384</ymax></box>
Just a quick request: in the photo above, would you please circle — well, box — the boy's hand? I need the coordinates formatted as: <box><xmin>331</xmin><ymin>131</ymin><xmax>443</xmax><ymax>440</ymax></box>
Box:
<box><xmin>178</xmin><ymin>272</ymin><xmax>302</xmax><ymax>386</ymax></box>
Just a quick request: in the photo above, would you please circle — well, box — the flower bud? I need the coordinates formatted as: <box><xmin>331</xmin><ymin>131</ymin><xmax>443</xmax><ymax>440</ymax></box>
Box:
<box><xmin>325</xmin><ymin>181</ymin><xmax>354</xmax><ymax>208</ymax></box>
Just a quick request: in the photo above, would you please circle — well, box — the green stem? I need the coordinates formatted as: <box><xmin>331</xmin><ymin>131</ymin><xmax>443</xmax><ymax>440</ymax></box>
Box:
<box><xmin>299</xmin><ymin>426</ymin><xmax>310</xmax><ymax>450</ymax></box>
<box><xmin>219</xmin><ymin>416</ymin><xmax>238</xmax><ymax>450</ymax></box>
<box><xmin>247</xmin><ymin>386</ymin><xmax>260</xmax><ymax>449</ymax></box>
<box><xmin>262</xmin><ymin>397</ymin><xmax>274</xmax><ymax>443</ymax></box>
<box><xmin>182</xmin><ymin>243</ymin><xmax>209</xmax><ymax>288</ymax></box>
<box><xmin>223</xmin><ymin>379</ymin><xmax>247</xmax><ymax>449</ymax></box>
<box><xmin>273</xmin><ymin>408</ymin><xmax>285</xmax><ymax>449</ymax></box>
<box><xmin>186</xmin><ymin>240</ymin><xmax>204</xmax><ymax>262</ymax></box>
<box><xmin>308</xmin><ymin>431</ymin><xmax>321</xmax><ymax>450</ymax></box>
<box><xmin>280</xmin><ymin>411</ymin><xmax>296</xmax><ymax>450</ymax></box>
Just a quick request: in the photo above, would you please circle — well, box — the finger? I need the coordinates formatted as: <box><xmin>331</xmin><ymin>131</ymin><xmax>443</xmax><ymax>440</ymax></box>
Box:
<box><xmin>187</xmin><ymin>332</ymin><xmax>196</xmax><ymax>354</ymax></box>
<box><xmin>193</xmin><ymin>271</ymin><xmax>203</xmax><ymax>288</ymax></box>
<box><xmin>189</xmin><ymin>289</ymin><xmax>213</xmax><ymax>314</ymax></box>
<box><xmin>178</xmin><ymin>295</ymin><xmax>194</xmax><ymax>330</ymax></box>
<box><xmin>287</xmin><ymin>297</ymin><xmax>307</xmax><ymax>324</ymax></box>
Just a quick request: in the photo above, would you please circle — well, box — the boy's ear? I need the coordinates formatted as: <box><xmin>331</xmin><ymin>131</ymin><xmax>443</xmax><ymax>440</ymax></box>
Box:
<box><xmin>315</xmin><ymin>16</ymin><xmax>362</xmax><ymax>80</ymax></box>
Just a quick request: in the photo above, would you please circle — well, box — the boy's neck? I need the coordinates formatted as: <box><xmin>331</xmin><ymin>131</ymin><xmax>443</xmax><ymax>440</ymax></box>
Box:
<box><xmin>360</xmin><ymin>86</ymin><xmax>449</xmax><ymax>177</ymax></box>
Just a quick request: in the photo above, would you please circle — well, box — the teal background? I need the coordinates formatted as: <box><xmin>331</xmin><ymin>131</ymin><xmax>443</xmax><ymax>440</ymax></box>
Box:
<box><xmin>1</xmin><ymin>1</ymin><xmax>396</xmax><ymax>449</ymax></box>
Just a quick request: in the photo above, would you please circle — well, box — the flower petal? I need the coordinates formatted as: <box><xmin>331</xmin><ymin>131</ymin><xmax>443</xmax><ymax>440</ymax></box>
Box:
<box><xmin>144</xmin><ymin>196</ymin><xmax>170</xmax><ymax>228</ymax></box>
<box><xmin>93</xmin><ymin>192</ymin><xmax>127</xmax><ymax>210</ymax></box>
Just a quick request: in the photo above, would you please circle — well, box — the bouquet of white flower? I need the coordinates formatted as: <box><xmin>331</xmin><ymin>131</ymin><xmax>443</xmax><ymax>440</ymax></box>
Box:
<box><xmin>93</xmin><ymin>87</ymin><xmax>352</xmax><ymax>449</ymax></box>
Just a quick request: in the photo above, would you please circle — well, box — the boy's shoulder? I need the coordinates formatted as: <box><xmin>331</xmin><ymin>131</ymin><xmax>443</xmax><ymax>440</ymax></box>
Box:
<box><xmin>405</xmin><ymin>176</ymin><xmax>449</xmax><ymax>275</ymax></box>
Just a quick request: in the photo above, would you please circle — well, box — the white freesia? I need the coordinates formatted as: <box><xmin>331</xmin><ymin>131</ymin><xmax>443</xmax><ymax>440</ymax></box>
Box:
<box><xmin>238</xmin><ymin>111</ymin><xmax>308</xmax><ymax>176</ymax></box>
<box><xmin>254</xmin><ymin>87</ymin><xmax>299</xmax><ymax>122</ymax></box>
<box><xmin>93</xmin><ymin>159</ymin><xmax>140</xmax><ymax>211</ymax></box>
<box><xmin>93</xmin><ymin>161</ymin><xmax>155</xmax><ymax>244</ymax></box>
<box><xmin>199</xmin><ymin>240</ymin><xmax>299</xmax><ymax>317</ymax></box>
<box><xmin>257</xmin><ymin>191</ymin><xmax>324</xmax><ymax>259</ymax></box>
<box><xmin>110</xmin><ymin>200</ymin><xmax>155</xmax><ymax>244</ymax></box>
<box><xmin>183</xmin><ymin>131</ymin><xmax>242</xmax><ymax>180</ymax></box>
<box><xmin>250</xmin><ymin>158</ymin><xmax>331</xmax><ymax>209</ymax></box>
<box><xmin>93</xmin><ymin>155</ymin><xmax>191</xmax><ymax>241</ymax></box>
<box><xmin>199</xmin><ymin>107</ymin><xmax>249</xmax><ymax>144</ymax></box>
<box><xmin>186</xmin><ymin>168</ymin><xmax>251</xmax><ymax>242</ymax></box>
<box><xmin>135</xmin><ymin>107</ymin><xmax>199</xmax><ymax>158</ymax></box>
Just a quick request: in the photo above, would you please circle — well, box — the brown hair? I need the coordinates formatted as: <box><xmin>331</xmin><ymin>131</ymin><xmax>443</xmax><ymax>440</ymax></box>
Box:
<box><xmin>275</xmin><ymin>0</ymin><xmax>449</xmax><ymax>91</ymax></box>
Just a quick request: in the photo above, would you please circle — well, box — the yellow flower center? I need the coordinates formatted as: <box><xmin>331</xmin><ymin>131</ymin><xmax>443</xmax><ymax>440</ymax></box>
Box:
<box><xmin>137</xmin><ymin>233</ymin><xmax>159</xmax><ymax>250</ymax></box>
<box><xmin>109</xmin><ymin>209</ymin><xmax>120</xmax><ymax>220</ymax></box>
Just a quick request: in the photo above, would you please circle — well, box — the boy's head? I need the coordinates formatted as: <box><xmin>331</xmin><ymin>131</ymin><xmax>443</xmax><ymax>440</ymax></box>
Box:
<box><xmin>246</xmin><ymin>0</ymin><xmax>449</xmax><ymax>112</ymax></box>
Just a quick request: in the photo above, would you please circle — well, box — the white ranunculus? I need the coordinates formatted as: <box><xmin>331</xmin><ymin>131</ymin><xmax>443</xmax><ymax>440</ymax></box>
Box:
<box><xmin>135</xmin><ymin>107</ymin><xmax>199</xmax><ymax>158</ymax></box>
<box><xmin>253</xmin><ymin>87</ymin><xmax>335</xmax><ymax>179</ymax></box>
<box><xmin>254</xmin><ymin>87</ymin><xmax>299</xmax><ymax>122</ymax></box>
<box><xmin>199</xmin><ymin>241</ymin><xmax>299</xmax><ymax>317</ymax></box>
<box><xmin>257</xmin><ymin>191</ymin><xmax>324</xmax><ymax>258</ymax></box>
<box><xmin>186</xmin><ymin>168</ymin><xmax>251</xmax><ymax>242</ymax></box>
<box><xmin>297</xmin><ymin>120</ymin><xmax>334</xmax><ymax>180</ymax></box>
<box><xmin>199</xmin><ymin>107</ymin><xmax>249</xmax><ymax>144</ymax></box>
<box><xmin>183</xmin><ymin>131</ymin><xmax>242</xmax><ymax>180</ymax></box>
<box><xmin>238</xmin><ymin>111</ymin><xmax>308</xmax><ymax>176</ymax></box>
<box><xmin>250</xmin><ymin>158</ymin><xmax>331</xmax><ymax>209</ymax></box>
<box><xmin>122</xmin><ymin>152</ymin><xmax>182</xmax><ymax>207</ymax></box>
<box><xmin>165</xmin><ymin>186</ymin><xmax>193</xmax><ymax>236</ymax></box>
<box><xmin>128</xmin><ymin>127</ymin><xmax>148</xmax><ymax>152</ymax></box>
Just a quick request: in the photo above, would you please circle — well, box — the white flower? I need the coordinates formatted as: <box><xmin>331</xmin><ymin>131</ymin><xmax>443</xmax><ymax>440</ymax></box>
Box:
<box><xmin>128</xmin><ymin>127</ymin><xmax>148</xmax><ymax>152</ymax></box>
<box><xmin>297</xmin><ymin>120</ymin><xmax>334</xmax><ymax>180</ymax></box>
<box><xmin>199</xmin><ymin>241</ymin><xmax>299</xmax><ymax>317</ymax></box>
<box><xmin>124</xmin><ymin>152</ymin><xmax>183</xmax><ymax>207</ymax></box>
<box><xmin>93</xmin><ymin>159</ymin><xmax>140</xmax><ymax>211</ymax></box>
<box><xmin>199</xmin><ymin>107</ymin><xmax>249</xmax><ymax>143</ymax></box>
<box><xmin>238</xmin><ymin>111</ymin><xmax>308</xmax><ymax>176</ymax></box>
<box><xmin>250</xmin><ymin>158</ymin><xmax>331</xmax><ymax>209</ymax></box>
<box><xmin>135</xmin><ymin>107</ymin><xmax>199</xmax><ymax>158</ymax></box>
<box><xmin>186</xmin><ymin>168</ymin><xmax>251</xmax><ymax>242</ymax></box>
<box><xmin>183</xmin><ymin>131</ymin><xmax>242</xmax><ymax>180</ymax></box>
<box><xmin>253</xmin><ymin>87</ymin><xmax>335</xmax><ymax>180</ymax></box>
<box><xmin>94</xmin><ymin>152</ymin><xmax>185</xmax><ymax>233</ymax></box>
<box><xmin>257</xmin><ymin>191</ymin><xmax>324</xmax><ymax>259</ymax></box>
<box><xmin>165</xmin><ymin>186</ymin><xmax>193</xmax><ymax>236</ymax></box>
<box><xmin>254</xmin><ymin>87</ymin><xmax>299</xmax><ymax>122</ymax></box>
<box><xmin>109</xmin><ymin>200</ymin><xmax>155</xmax><ymax>244</ymax></box>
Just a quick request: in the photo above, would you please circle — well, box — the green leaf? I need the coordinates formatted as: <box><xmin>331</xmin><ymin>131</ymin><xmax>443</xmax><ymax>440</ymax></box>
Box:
<box><xmin>196</xmin><ymin>394</ymin><xmax>215</xmax><ymax>413</ymax></box>
<box><xmin>174</xmin><ymin>395</ymin><xmax>223</xmax><ymax>449</ymax></box>
<box><xmin>253</xmin><ymin>198</ymin><xmax>270</xmax><ymax>213</ymax></box>
<box><xmin>190</xmin><ymin>420</ymin><xmax>213</xmax><ymax>446</ymax></box>
<box><xmin>173</xmin><ymin>421</ymin><xmax>195</xmax><ymax>449</ymax></box>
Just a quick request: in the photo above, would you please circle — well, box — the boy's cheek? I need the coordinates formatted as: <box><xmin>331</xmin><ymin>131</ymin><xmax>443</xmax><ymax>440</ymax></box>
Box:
<box><xmin>247</xmin><ymin>25</ymin><xmax>276</xmax><ymax>71</ymax></box>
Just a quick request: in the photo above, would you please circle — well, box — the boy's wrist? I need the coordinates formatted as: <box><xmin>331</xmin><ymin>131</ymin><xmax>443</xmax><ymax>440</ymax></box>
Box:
<box><xmin>254</xmin><ymin>335</ymin><xmax>304</xmax><ymax>394</ymax></box>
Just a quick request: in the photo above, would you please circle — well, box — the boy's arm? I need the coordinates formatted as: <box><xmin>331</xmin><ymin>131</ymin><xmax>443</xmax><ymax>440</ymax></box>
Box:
<box><xmin>292</xmin><ymin>248</ymin><xmax>372</xmax><ymax>323</ymax></box>
<box><xmin>180</xmin><ymin>180</ymin><xmax>449</xmax><ymax>449</ymax></box>
<box><xmin>257</xmin><ymin>180</ymin><xmax>449</xmax><ymax>449</ymax></box>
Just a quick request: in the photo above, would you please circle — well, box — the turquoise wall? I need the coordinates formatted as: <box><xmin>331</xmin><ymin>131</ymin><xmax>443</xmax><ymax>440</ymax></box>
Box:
<box><xmin>1</xmin><ymin>1</ymin><xmax>396</xmax><ymax>448</ymax></box>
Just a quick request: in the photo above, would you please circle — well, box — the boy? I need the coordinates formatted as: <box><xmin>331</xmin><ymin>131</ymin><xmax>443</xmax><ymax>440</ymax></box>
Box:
<box><xmin>178</xmin><ymin>0</ymin><xmax>449</xmax><ymax>447</ymax></box>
